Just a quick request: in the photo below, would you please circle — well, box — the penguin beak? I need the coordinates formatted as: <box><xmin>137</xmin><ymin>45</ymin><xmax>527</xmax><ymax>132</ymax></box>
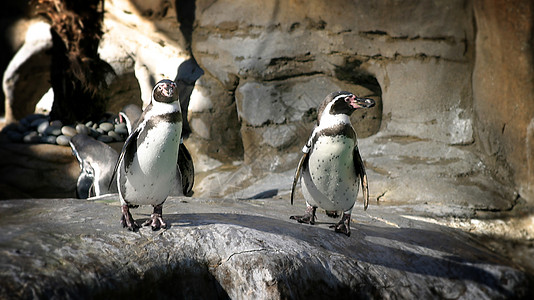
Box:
<box><xmin>349</xmin><ymin>96</ymin><xmax>375</xmax><ymax>109</ymax></box>
<box><xmin>162</xmin><ymin>82</ymin><xmax>176</xmax><ymax>97</ymax></box>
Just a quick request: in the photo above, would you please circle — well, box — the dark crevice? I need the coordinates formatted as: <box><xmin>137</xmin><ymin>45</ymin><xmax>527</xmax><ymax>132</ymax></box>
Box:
<box><xmin>175</xmin><ymin>0</ymin><xmax>196</xmax><ymax>52</ymax></box>
<box><xmin>333</xmin><ymin>58</ymin><xmax>382</xmax><ymax>97</ymax></box>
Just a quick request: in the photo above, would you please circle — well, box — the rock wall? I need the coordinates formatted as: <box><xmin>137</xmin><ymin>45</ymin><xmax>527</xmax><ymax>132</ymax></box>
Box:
<box><xmin>1</xmin><ymin>0</ymin><xmax>533</xmax><ymax>203</ymax></box>
<box><xmin>191</xmin><ymin>0</ymin><xmax>473</xmax><ymax>170</ymax></box>
<box><xmin>473</xmin><ymin>0</ymin><xmax>534</xmax><ymax>201</ymax></box>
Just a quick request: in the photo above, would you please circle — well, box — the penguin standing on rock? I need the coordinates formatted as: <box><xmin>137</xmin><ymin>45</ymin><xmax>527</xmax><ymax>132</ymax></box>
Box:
<box><xmin>290</xmin><ymin>91</ymin><xmax>375</xmax><ymax>236</ymax></box>
<box><xmin>118</xmin><ymin>103</ymin><xmax>195</xmax><ymax>197</ymax></box>
<box><xmin>110</xmin><ymin>79</ymin><xmax>183</xmax><ymax>231</ymax></box>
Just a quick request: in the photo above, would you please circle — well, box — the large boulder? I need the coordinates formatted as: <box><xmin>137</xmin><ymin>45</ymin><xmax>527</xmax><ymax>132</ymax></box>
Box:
<box><xmin>0</xmin><ymin>197</ymin><xmax>531</xmax><ymax>299</ymax></box>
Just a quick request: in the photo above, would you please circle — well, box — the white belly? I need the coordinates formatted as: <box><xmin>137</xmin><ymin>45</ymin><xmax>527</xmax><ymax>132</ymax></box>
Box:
<box><xmin>120</xmin><ymin>122</ymin><xmax>181</xmax><ymax>206</ymax></box>
<box><xmin>301</xmin><ymin>135</ymin><xmax>359</xmax><ymax>212</ymax></box>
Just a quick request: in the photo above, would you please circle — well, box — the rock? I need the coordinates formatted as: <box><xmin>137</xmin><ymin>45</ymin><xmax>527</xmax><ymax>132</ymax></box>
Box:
<box><xmin>61</xmin><ymin>126</ymin><xmax>77</xmax><ymax>137</ymax></box>
<box><xmin>45</xmin><ymin>126</ymin><xmax>62</xmax><ymax>136</ymax></box>
<box><xmin>88</xmin><ymin>128</ymin><xmax>101</xmax><ymax>138</ymax></box>
<box><xmin>98</xmin><ymin>122</ymin><xmax>114</xmax><ymax>132</ymax></box>
<box><xmin>36</xmin><ymin>121</ymin><xmax>49</xmax><ymax>134</ymax></box>
<box><xmin>113</xmin><ymin>123</ymin><xmax>128</xmax><ymax>135</ymax></box>
<box><xmin>50</xmin><ymin>120</ymin><xmax>63</xmax><ymax>128</ymax></box>
<box><xmin>473</xmin><ymin>0</ymin><xmax>534</xmax><ymax>200</ymax></box>
<box><xmin>107</xmin><ymin>131</ymin><xmax>122</xmax><ymax>142</ymax></box>
<box><xmin>23</xmin><ymin>131</ymin><xmax>40</xmax><ymax>143</ymax></box>
<box><xmin>25</xmin><ymin>113</ymin><xmax>47</xmax><ymax>123</ymax></box>
<box><xmin>187</xmin><ymin>73</ymin><xmax>243</xmax><ymax>162</ymax></box>
<box><xmin>30</xmin><ymin>117</ymin><xmax>48</xmax><ymax>129</ymax></box>
<box><xmin>0</xmin><ymin>197</ymin><xmax>531</xmax><ymax>299</ymax></box>
<box><xmin>56</xmin><ymin>135</ymin><xmax>71</xmax><ymax>146</ymax></box>
<box><xmin>0</xmin><ymin>143</ymin><xmax>78</xmax><ymax>199</ymax></box>
<box><xmin>2</xmin><ymin>21</ymin><xmax>52</xmax><ymax>123</ymax></box>
<box><xmin>75</xmin><ymin>124</ymin><xmax>90</xmax><ymax>135</ymax></box>
<box><xmin>41</xmin><ymin>135</ymin><xmax>57</xmax><ymax>144</ymax></box>
<box><xmin>97</xmin><ymin>135</ymin><xmax>114</xmax><ymax>143</ymax></box>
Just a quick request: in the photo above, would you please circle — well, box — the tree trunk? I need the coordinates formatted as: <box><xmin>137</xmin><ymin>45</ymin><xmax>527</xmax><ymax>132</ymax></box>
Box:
<box><xmin>36</xmin><ymin>0</ymin><xmax>112</xmax><ymax>124</ymax></box>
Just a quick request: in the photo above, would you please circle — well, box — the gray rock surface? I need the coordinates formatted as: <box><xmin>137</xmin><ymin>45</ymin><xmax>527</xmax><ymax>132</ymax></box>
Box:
<box><xmin>0</xmin><ymin>197</ymin><xmax>531</xmax><ymax>299</ymax></box>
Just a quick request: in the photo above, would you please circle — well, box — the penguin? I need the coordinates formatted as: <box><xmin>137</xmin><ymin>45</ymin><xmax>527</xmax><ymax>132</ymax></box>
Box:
<box><xmin>69</xmin><ymin>134</ymin><xmax>119</xmax><ymax>198</ymax></box>
<box><xmin>290</xmin><ymin>91</ymin><xmax>375</xmax><ymax>236</ymax></box>
<box><xmin>110</xmin><ymin>79</ymin><xmax>183</xmax><ymax>231</ymax></box>
<box><xmin>118</xmin><ymin>103</ymin><xmax>194</xmax><ymax>197</ymax></box>
<box><xmin>119</xmin><ymin>103</ymin><xmax>143</xmax><ymax>134</ymax></box>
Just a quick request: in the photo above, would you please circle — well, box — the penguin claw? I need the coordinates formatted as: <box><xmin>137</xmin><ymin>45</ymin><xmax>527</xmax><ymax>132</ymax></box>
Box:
<box><xmin>121</xmin><ymin>205</ymin><xmax>140</xmax><ymax>231</ymax></box>
<box><xmin>329</xmin><ymin>213</ymin><xmax>351</xmax><ymax>236</ymax></box>
<box><xmin>142</xmin><ymin>204</ymin><xmax>167</xmax><ymax>231</ymax></box>
<box><xmin>142</xmin><ymin>214</ymin><xmax>167</xmax><ymax>231</ymax></box>
<box><xmin>330</xmin><ymin>223</ymin><xmax>351</xmax><ymax>236</ymax></box>
<box><xmin>290</xmin><ymin>206</ymin><xmax>317</xmax><ymax>225</ymax></box>
<box><xmin>290</xmin><ymin>214</ymin><xmax>316</xmax><ymax>225</ymax></box>
<box><xmin>121</xmin><ymin>214</ymin><xmax>140</xmax><ymax>231</ymax></box>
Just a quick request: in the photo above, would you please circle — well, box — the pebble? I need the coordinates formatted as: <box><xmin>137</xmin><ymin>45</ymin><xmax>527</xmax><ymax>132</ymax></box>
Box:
<box><xmin>50</xmin><ymin>120</ymin><xmax>63</xmax><ymax>128</ymax></box>
<box><xmin>61</xmin><ymin>126</ymin><xmax>77</xmax><ymax>137</ymax></box>
<box><xmin>88</xmin><ymin>128</ymin><xmax>100</xmax><ymax>138</ymax></box>
<box><xmin>37</xmin><ymin>122</ymin><xmax>49</xmax><ymax>134</ymax></box>
<box><xmin>97</xmin><ymin>135</ymin><xmax>114</xmax><ymax>143</ymax></box>
<box><xmin>20</xmin><ymin>118</ymin><xmax>31</xmax><ymax>128</ymax></box>
<box><xmin>114</xmin><ymin>123</ymin><xmax>128</xmax><ymax>135</ymax></box>
<box><xmin>46</xmin><ymin>127</ymin><xmax>62</xmax><ymax>136</ymax></box>
<box><xmin>99</xmin><ymin>122</ymin><xmax>114</xmax><ymax>132</ymax></box>
<box><xmin>41</xmin><ymin>135</ymin><xmax>57</xmax><ymax>144</ymax></box>
<box><xmin>30</xmin><ymin>118</ymin><xmax>48</xmax><ymax>128</ymax></box>
<box><xmin>16</xmin><ymin>123</ymin><xmax>28</xmax><ymax>133</ymax></box>
<box><xmin>23</xmin><ymin>132</ymin><xmax>40</xmax><ymax>143</ymax></box>
<box><xmin>107</xmin><ymin>131</ymin><xmax>122</xmax><ymax>142</ymax></box>
<box><xmin>6</xmin><ymin>112</ymin><xmax>129</xmax><ymax>146</ymax></box>
<box><xmin>25</xmin><ymin>114</ymin><xmax>46</xmax><ymax>122</ymax></box>
<box><xmin>75</xmin><ymin>124</ymin><xmax>90</xmax><ymax>135</ymax></box>
<box><xmin>56</xmin><ymin>135</ymin><xmax>71</xmax><ymax>146</ymax></box>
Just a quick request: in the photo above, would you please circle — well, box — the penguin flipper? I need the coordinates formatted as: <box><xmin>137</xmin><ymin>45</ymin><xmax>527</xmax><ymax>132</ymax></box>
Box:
<box><xmin>353</xmin><ymin>146</ymin><xmax>369</xmax><ymax>210</ymax></box>
<box><xmin>108</xmin><ymin>128</ymin><xmax>140</xmax><ymax>190</ymax></box>
<box><xmin>178</xmin><ymin>143</ymin><xmax>195</xmax><ymax>196</ymax></box>
<box><xmin>291</xmin><ymin>151</ymin><xmax>309</xmax><ymax>205</ymax></box>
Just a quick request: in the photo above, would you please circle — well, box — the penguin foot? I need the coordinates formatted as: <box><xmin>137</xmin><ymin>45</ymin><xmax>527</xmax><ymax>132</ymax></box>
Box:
<box><xmin>329</xmin><ymin>213</ymin><xmax>351</xmax><ymax>236</ymax></box>
<box><xmin>290</xmin><ymin>206</ymin><xmax>317</xmax><ymax>225</ymax></box>
<box><xmin>142</xmin><ymin>204</ymin><xmax>167</xmax><ymax>231</ymax></box>
<box><xmin>121</xmin><ymin>205</ymin><xmax>140</xmax><ymax>231</ymax></box>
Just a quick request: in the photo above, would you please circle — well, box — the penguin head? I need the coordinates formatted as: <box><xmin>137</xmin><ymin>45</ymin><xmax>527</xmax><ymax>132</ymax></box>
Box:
<box><xmin>317</xmin><ymin>91</ymin><xmax>375</xmax><ymax>124</ymax></box>
<box><xmin>152</xmin><ymin>79</ymin><xmax>179</xmax><ymax>104</ymax></box>
<box><xmin>119</xmin><ymin>104</ymin><xmax>142</xmax><ymax>134</ymax></box>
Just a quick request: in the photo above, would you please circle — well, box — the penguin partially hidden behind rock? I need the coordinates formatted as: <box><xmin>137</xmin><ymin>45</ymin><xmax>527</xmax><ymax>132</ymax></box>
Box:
<box><xmin>290</xmin><ymin>91</ymin><xmax>375</xmax><ymax>236</ymax></box>
<box><xmin>110</xmin><ymin>79</ymin><xmax>184</xmax><ymax>231</ymax></box>
<box><xmin>70</xmin><ymin>134</ymin><xmax>119</xmax><ymax>199</ymax></box>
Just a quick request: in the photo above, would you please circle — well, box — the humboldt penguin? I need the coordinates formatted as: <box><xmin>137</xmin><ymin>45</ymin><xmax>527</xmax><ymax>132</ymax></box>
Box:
<box><xmin>290</xmin><ymin>91</ymin><xmax>375</xmax><ymax>236</ymax></box>
<box><xmin>70</xmin><ymin>134</ymin><xmax>119</xmax><ymax>198</ymax></box>
<box><xmin>119</xmin><ymin>103</ymin><xmax>194</xmax><ymax>197</ymax></box>
<box><xmin>110</xmin><ymin>79</ymin><xmax>183</xmax><ymax>231</ymax></box>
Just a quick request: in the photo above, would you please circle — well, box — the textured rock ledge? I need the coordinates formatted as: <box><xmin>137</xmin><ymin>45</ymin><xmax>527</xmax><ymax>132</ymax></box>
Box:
<box><xmin>0</xmin><ymin>197</ymin><xmax>532</xmax><ymax>299</ymax></box>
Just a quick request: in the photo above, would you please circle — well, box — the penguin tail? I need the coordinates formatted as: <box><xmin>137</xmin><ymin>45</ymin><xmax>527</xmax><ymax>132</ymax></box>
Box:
<box><xmin>325</xmin><ymin>210</ymin><xmax>340</xmax><ymax>218</ymax></box>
